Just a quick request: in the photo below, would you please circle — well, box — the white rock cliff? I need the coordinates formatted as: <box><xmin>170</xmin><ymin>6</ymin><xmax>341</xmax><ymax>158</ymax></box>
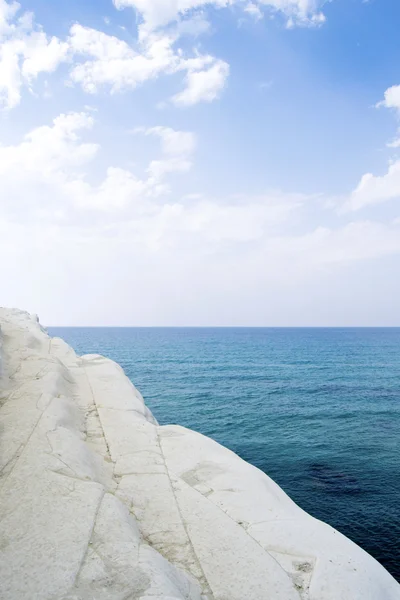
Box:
<box><xmin>0</xmin><ymin>308</ymin><xmax>399</xmax><ymax>600</ymax></box>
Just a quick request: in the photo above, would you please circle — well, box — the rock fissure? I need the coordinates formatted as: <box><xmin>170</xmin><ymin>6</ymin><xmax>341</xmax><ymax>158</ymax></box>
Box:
<box><xmin>83</xmin><ymin>366</ymin><xmax>113</xmax><ymax>464</ymax></box>
<box><xmin>69</xmin><ymin>490</ymin><xmax>107</xmax><ymax>592</ymax></box>
<box><xmin>156</xmin><ymin>429</ymin><xmax>215</xmax><ymax>600</ymax></box>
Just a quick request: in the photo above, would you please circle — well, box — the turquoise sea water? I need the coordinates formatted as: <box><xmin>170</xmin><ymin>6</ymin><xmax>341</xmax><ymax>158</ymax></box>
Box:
<box><xmin>48</xmin><ymin>327</ymin><xmax>400</xmax><ymax>581</ymax></box>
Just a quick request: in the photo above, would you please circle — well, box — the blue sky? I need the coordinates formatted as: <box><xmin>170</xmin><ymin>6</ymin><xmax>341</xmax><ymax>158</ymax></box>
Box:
<box><xmin>1</xmin><ymin>0</ymin><xmax>400</xmax><ymax>325</ymax></box>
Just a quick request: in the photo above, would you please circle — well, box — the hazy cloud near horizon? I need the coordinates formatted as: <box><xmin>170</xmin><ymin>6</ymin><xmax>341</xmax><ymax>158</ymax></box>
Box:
<box><xmin>1</xmin><ymin>0</ymin><xmax>400</xmax><ymax>326</ymax></box>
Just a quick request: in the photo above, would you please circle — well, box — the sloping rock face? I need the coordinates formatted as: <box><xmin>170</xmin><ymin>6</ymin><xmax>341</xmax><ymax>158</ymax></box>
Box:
<box><xmin>0</xmin><ymin>308</ymin><xmax>399</xmax><ymax>600</ymax></box>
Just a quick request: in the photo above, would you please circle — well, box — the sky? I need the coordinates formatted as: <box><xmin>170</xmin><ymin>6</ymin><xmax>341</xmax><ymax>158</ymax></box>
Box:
<box><xmin>1</xmin><ymin>0</ymin><xmax>400</xmax><ymax>326</ymax></box>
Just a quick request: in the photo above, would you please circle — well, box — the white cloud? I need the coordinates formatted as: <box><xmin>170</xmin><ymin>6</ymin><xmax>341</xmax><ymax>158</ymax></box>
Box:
<box><xmin>146</xmin><ymin>157</ymin><xmax>192</xmax><ymax>184</ymax></box>
<box><xmin>0</xmin><ymin>2</ymin><xmax>69</xmax><ymax>109</ymax></box>
<box><xmin>342</xmin><ymin>159</ymin><xmax>400</xmax><ymax>212</ymax></box>
<box><xmin>67</xmin><ymin>24</ymin><xmax>229</xmax><ymax>106</ymax></box>
<box><xmin>68</xmin><ymin>23</ymin><xmax>133</xmax><ymax>62</ymax></box>
<box><xmin>68</xmin><ymin>26</ymin><xmax>181</xmax><ymax>94</ymax></box>
<box><xmin>0</xmin><ymin>1</ymin><xmax>227</xmax><ymax>109</ymax></box>
<box><xmin>285</xmin><ymin>10</ymin><xmax>325</xmax><ymax>28</ymax></box>
<box><xmin>0</xmin><ymin>111</ymin><xmax>97</xmax><ymax>176</ymax></box>
<box><xmin>258</xmin><ymin>0</ymin><xmax>326</xmax><ymax>26</ymax></box>
<box><xmin>113</xmin><ymin>0</ymin><xmax>328</xmax><ymax>31</ymax></box>
<box><xmin>0</xmin><ymin>0</ymin><xmax>332</xmax><ymax>111</ymax></box>
<box><xmin>377</xmin><ymin>84</ymin><xmax>400</xmax><ymax>112</ymax></box>
<box><xmin>132</xmin><ymin>125</ymin><xmax>196</xmax><ymax>184</ymax></box>
<box><xmin>175</xmin><ymin>13</ymin><xmax>211</xmax><ymax>36</ymax></box>
<box><xmin>172</xmin><ymin>59</ymin><xmax>229</xmax><ymax>106</ymax></box>
<box><xmin>137</xmin><ymin>125</ymin><xmax>197</xmax><ymax>155</ymax></box>
<box><xmin>21</xmin><ymin>32</ymin><xmax>69</xmax><ymax>80</ymax></box>
<box><xmin>0</xmin><ymin>112</ymin><xmax>98</xmax><ymax>219</ymax></box>
<box><xmin>2</xmin><ymin>109</ymin><xmax>400</xmax><ymax>325</ymax></box>
<box><xmin>5</xmin><ymin>109</ymin><xmax>400</xmax><ymax>269</ymax></box>
<box><xmin>336</xmin><ymin>83</ymin><xmax>400</xmax><ymax>212</ymax></box>
<box><xmin>151</xmin><ymin>193</ymin><xmax>303</xmax><ymax>245</ymax></box>
<box><xmin>113</xmin><ymin>0</ymin><xmax>228</xmax><ymax>31</ymax></box>
<box><xmin>377</xmin><ymin>84</ymin><xmax>400</xmax><ymax>148</ymax></box>
<box><xmin>0</xmin><ymin>111</ymin><xmax>196</xmax><ymax>218</ymax></box>
<box><xmin>66</xmin><ymin>167</ymin><xmax>150</xmax><ymax>212</ymax></box>
<box><xmin>0</xmin><ymin>0</ymin><xmax>19</xmax><ymax>37</ymax></box>
<box><xmin>0</xmin><ymin>40</ymin><xmax>21</xmax><ymax>107</ymax></box>
<box><xmin>0</xmin><ymin>110</ymin><xmax>304</xmax><ymax>239</ymax></box>
<box><xmin>387</xmin><ymin>137</ymin><xmax>400</xmax><ymax>149</ymax></box>
<box><xmin>244</xmin><ymin>3</ymin><xmax>264</xmax><ymax>21</ymax></box>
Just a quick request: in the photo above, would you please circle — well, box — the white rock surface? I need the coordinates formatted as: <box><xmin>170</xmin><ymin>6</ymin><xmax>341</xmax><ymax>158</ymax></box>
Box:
<box><xmin>0</xmin><ymin>307</ymin><xmax>399</xmax><ymax>600</ymax></box>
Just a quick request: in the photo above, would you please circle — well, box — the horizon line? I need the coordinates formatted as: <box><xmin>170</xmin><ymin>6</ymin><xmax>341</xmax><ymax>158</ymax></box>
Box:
<box><xmin>46</xmin><ymin>325</ymin><xmax>400</xmax><ymax>329</ymax></box>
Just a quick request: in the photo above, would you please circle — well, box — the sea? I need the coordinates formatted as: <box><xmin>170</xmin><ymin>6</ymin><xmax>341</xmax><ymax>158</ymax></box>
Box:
<box><xmin>48</xmin><ymin>326</ymin><xmax>400</xmax><ymax>581</ymax></box>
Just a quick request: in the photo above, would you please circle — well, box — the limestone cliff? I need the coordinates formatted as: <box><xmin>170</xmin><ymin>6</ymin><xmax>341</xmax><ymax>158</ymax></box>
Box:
<box><xmin>0</xmin><ymin>308</ymin><xmax>399</xmax><ymax>600</ymax></box>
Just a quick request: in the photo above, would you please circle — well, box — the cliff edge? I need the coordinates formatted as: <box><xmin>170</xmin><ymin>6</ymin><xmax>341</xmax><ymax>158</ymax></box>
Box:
<box><xmin>0</xmin><ymin>308</ymin><xmax>399</xmax><ymax>600</ymax></box>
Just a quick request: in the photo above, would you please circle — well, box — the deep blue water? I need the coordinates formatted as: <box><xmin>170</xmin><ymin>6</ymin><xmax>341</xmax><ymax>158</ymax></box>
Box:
<box><xmin>48</xmin><ymin>327</ymin><xmax>400</xmax><ymax>581</ymax></box>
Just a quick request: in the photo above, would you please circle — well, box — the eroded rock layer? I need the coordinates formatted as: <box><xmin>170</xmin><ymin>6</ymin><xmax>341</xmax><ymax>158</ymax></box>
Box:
<box><xmin>0</xmin><ymin>308</ymin><xmax>399</xmax><ymax>600</ymax></box>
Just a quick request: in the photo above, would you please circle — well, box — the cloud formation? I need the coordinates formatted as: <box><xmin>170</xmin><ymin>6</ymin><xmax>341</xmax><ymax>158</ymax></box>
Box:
<box><xmin>68</xmin><ymin>24</ymin><xmax>229</xmax><ymax>105</ymax></box>
<box><xmin>377</xmin><ymin>84</ymin><xmax>400</xmax><ymax>148</ymax></box>
<box><xmin>2</xmin><ymin>0</ymin><xmax>400</xmax><ymax>326</ymax></box>
<box><xmin>378</xmin><ymin>84</ymin><xmax>400</xmax><ymax>112</ymax></box>
<box><xmin>172</xmin><ymin>60</ymin><xmax>229</xmax><ymax>106</ymax></box>
<box><xmin>340</xmin><ymin>84</ymin><xmax>400</xmax><ymax>212</ymax></box>
<box><xmin>2</xmin><ymin>109</ymin><xmax>399</xmax><ymax>260</ymax></box>
<box><xmin>0</xmin><ymin>112</ymin><xmax>197</xmax><ymax>218</ymax></box>
<box><xmin>0</xmin><ymin>1</ymin><xmax>69</xmax><ymax>108</ymax></box>
<box><xmin>343</xmin><ymin>160</ymin><xmax>400</xmax><ymax>212</ymax></box>
<box><xmin>113</xmin><ymin>0</ymin><xmax>327</xmax><ymax>30</ymax></box>
<box><xmin>0</xmin><ymin>0</ymin><xmax>328</xmax><ymax>110</ymax></box>
<box><xmin>1</xmin><ymin>105</ymin><xmax>400</xmax><ymax>325</ymax></box>
<box><xmin>0</xmin><ymin>0</ymin><xmax>229</xmax><ymax>110</ymax></box>
<box><xmin>0</xmin><ymin>0</ymin><xmax>229</xmax><ymax>109</ymax></box>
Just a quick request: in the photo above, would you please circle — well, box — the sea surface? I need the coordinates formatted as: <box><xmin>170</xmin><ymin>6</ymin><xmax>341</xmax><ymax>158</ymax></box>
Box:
<box><xmin>49</xmin><ymin>326</ymin><xmax>400</xmax><ymax>581</ymax></box>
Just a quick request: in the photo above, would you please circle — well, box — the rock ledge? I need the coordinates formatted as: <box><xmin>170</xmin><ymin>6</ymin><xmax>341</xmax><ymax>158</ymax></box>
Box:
<box><xmin>0</xmin><ymin>308</ymin><xmax>399</xmax><ymax>600</ymax></box>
